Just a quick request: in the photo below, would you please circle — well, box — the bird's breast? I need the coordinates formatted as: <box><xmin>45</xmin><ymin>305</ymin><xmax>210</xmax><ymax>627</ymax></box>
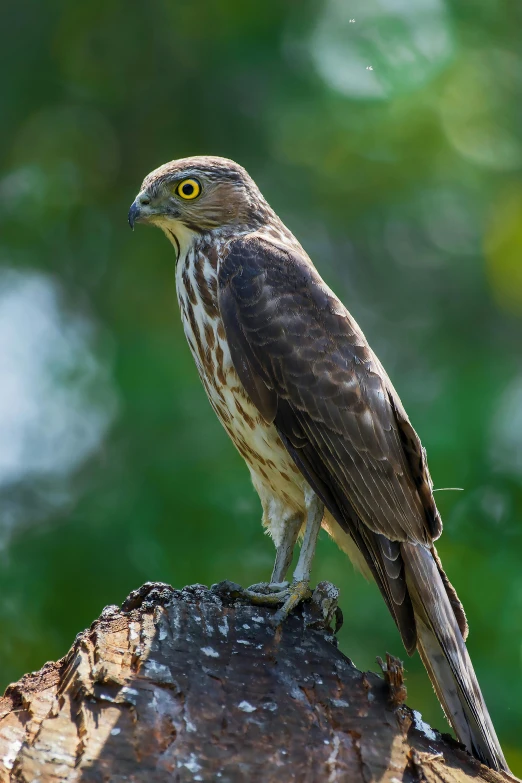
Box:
<box><xmin>175</xmin><ymin>243</ymin><xmax>308</xmax><ymax>534</ymax></box>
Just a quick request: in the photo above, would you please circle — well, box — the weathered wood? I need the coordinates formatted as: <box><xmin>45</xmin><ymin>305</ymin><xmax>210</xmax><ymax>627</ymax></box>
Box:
<box><xmin>0</xmin><ymin>581</ymin><xmax>515</xmax><ymax>782</ymax></box>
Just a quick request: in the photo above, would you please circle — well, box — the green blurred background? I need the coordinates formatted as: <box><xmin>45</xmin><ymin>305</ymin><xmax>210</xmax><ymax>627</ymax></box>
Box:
<box><xmin>0</xmin><ymin>0</ymin><xmax>521</xmax><ymax>771</ymax></box>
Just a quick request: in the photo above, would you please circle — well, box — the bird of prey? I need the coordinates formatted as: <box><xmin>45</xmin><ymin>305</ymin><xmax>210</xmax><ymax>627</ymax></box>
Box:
<box><xmin>129</xmin><ymin>156</ymin><xmax>508</xmax><ymax>772</ymax></box>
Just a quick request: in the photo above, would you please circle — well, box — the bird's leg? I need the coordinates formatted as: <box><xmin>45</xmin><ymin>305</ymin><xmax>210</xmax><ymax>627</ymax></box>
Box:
<box><xmin>271</xmin><ymin>514</ymin><xmax>302</xmax><ymax>583</ymax></box>
<box><xmin>272</xmin><ymin>492</ymin><xmax>324</xmax><ymax>625</ymax></box>
<box><xmin>242</xmin><ymin>493</ymin><xmax>324</xmax><ymax>622</ymax></box>
<box><xmin>245</xmin><ymin>514</ymin><xmax>301</xmax><ymax>597</ymax></box>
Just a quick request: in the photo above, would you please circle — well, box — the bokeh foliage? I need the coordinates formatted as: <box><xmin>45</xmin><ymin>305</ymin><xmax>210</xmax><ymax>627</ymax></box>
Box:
<box><xmin>0</xmin><ymin>0</ymin><xmax>521</xmax><ymax>771</ymax></box>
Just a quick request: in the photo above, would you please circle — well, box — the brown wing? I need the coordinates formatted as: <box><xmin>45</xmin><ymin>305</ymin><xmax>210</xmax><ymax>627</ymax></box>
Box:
<box><xmin>218</xmin><ymin>234</ymin><xmax>441</xmax><ymax>544</ymax></box>
<box><xmin>217</xmin><ymin>234</ymin><xmax>450</xmax><ymax>651</ymax></box>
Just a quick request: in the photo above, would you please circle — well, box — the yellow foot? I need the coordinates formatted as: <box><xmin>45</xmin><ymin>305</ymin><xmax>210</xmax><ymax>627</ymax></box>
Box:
<box><xmin>241</xmin><ymin>581</ymin><xmax>289</xmax><ymax>606</ymax></box>
<box><xmin>272</xmin><ymin>580</ymin><xmax>312</xmax><ymax>626</ymax></box>
<box><xmin>230</xmin><ymin>579</ymin><xmax>340</xmax><ymax>630</ymax></box>
<box><xmin>240</xmin><ymin>580</ymin><xmax>312</xmax><ymax>621</ymax></box>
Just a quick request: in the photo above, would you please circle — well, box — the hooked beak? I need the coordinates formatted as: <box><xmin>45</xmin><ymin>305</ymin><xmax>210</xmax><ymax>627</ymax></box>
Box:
<box><xmin>128</xmin><ymin>192</ymin><xmax>152</xmax><ymax>229</ymax></box>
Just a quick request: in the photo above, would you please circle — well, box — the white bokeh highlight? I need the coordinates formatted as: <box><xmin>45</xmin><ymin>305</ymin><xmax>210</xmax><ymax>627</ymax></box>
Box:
<box><xmin>309</xmin><ymin>0</ymin><xmax>454</xmax><ymax>99</ymax></box>
<box><xmin>0</xmin><ymin>269</ymin><xmax>117</xmax><ymax>487</ymax></box>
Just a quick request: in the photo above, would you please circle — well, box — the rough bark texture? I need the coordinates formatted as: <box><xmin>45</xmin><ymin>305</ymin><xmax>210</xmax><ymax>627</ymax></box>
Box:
<box><xmin>0</xmin><ymin>581</ymin><xmax>515</xmax><ymax>783</ymax></box>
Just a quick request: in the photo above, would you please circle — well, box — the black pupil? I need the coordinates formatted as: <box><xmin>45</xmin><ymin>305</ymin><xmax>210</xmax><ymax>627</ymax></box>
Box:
<box><xmin>182</xmin><ymin>182</ymin><xmax>195</xmax><ymax>196</ymax></box>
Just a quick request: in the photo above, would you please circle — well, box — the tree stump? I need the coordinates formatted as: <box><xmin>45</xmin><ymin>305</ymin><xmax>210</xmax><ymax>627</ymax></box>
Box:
<box><xmin>0</xmin><ymin>581</ymin><xmax>515</xmax><ymax>782</ymax></box>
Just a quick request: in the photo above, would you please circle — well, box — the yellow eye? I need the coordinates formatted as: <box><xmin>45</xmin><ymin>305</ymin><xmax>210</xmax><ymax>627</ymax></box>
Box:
<box><xmin>176</xmin><ymin>178</ymin><xmax>201</xmax><ymax>200</ymax></box>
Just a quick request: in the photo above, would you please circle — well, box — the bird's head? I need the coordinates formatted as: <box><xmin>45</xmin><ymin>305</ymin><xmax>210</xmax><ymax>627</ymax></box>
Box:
<box><xmin>129</xmin><ymin>156</ymin><xmax>270</xmax><ymax>253</ymax></box>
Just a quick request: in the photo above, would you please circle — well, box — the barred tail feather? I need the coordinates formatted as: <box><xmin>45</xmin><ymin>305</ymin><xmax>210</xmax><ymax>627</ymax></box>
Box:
<box><xmin>403</xmin><ymin>543</ymin><xmax>509</xmax><ymax>772</ymax></box>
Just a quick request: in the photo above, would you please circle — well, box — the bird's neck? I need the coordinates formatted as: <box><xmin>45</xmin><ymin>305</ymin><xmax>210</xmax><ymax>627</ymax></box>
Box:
<box><xmin>160</xmin><ymin>221</ymin><xmax>200</xmax><ymax>264</ymax></box>
<box><xmin>163</xmin><ymin>218</ymin><xmax>300</xmax><ymax>268</ymax></box>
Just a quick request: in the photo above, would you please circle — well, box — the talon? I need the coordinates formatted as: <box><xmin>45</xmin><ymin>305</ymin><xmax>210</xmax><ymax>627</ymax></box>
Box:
<box><xmin>271</xmin><ymin>580</ymin><xmax>312</xmax><ymax>626</ymax></box>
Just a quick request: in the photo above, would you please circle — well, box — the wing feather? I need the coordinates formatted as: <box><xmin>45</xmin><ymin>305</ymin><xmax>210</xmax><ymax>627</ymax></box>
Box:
<box><xmin>217</xmin><ymin>235</ymin><xmax>437</xmax><ymax>653</ymax></box>
<box><xmin>218</xmin><ymin>234</ymin><xmax>439</xmax><ymax>546</ymax></box>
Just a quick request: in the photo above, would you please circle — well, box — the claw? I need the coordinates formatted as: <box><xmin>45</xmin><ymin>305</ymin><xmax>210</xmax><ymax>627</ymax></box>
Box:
<box><xmin>271</xmin><ymin>580</ymin><xmax>312</xmax><ymax>626</ymax></box>
<box><xmin>237</xmin><ymin>579</ymin><xmax>312</xmax><ymax>619</ymax></box>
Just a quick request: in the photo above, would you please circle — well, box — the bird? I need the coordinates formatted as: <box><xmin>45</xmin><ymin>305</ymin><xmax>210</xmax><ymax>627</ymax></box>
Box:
<box><xmin>129</xmin><ymin>155</ymin><xmax>508</xmax><ymax>772</ymax></box>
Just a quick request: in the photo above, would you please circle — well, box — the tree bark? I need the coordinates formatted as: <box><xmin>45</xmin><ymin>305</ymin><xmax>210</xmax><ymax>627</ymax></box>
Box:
<box><xmin>0</xmin><ymin>581</ymin><xmax>515</xmax><ymax>783</ymax></box>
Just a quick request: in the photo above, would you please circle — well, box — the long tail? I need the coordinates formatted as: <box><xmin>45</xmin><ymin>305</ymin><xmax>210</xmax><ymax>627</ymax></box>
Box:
<box><xmin>403</xmin><ymin>542</ymin><xmax>509</xmax><ymax>772</ymax></box>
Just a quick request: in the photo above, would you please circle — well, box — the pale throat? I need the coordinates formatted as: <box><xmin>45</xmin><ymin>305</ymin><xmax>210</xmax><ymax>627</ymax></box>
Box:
<box><xmin>158</xmin><ymin>219</ymin><xmax>198</xmax><ymax>262</ymax></box>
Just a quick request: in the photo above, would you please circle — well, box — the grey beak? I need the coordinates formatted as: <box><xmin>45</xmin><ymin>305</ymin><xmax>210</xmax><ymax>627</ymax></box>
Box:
<box><xmin>128</xmin><ymin>200</ymin><xmax>140</xmax><ymax>230</ymax></box>
<box><xmin>128</xmin><ymin>191</ymin><xmax>153</xmax><ymax>229</ymax></box>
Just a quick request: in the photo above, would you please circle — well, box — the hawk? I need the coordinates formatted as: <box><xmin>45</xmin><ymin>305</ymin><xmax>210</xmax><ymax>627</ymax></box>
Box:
<box><xmin>129</xmin><ymin>156</ymin><xmax>508</xmax><ymax>772</ymax></box>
